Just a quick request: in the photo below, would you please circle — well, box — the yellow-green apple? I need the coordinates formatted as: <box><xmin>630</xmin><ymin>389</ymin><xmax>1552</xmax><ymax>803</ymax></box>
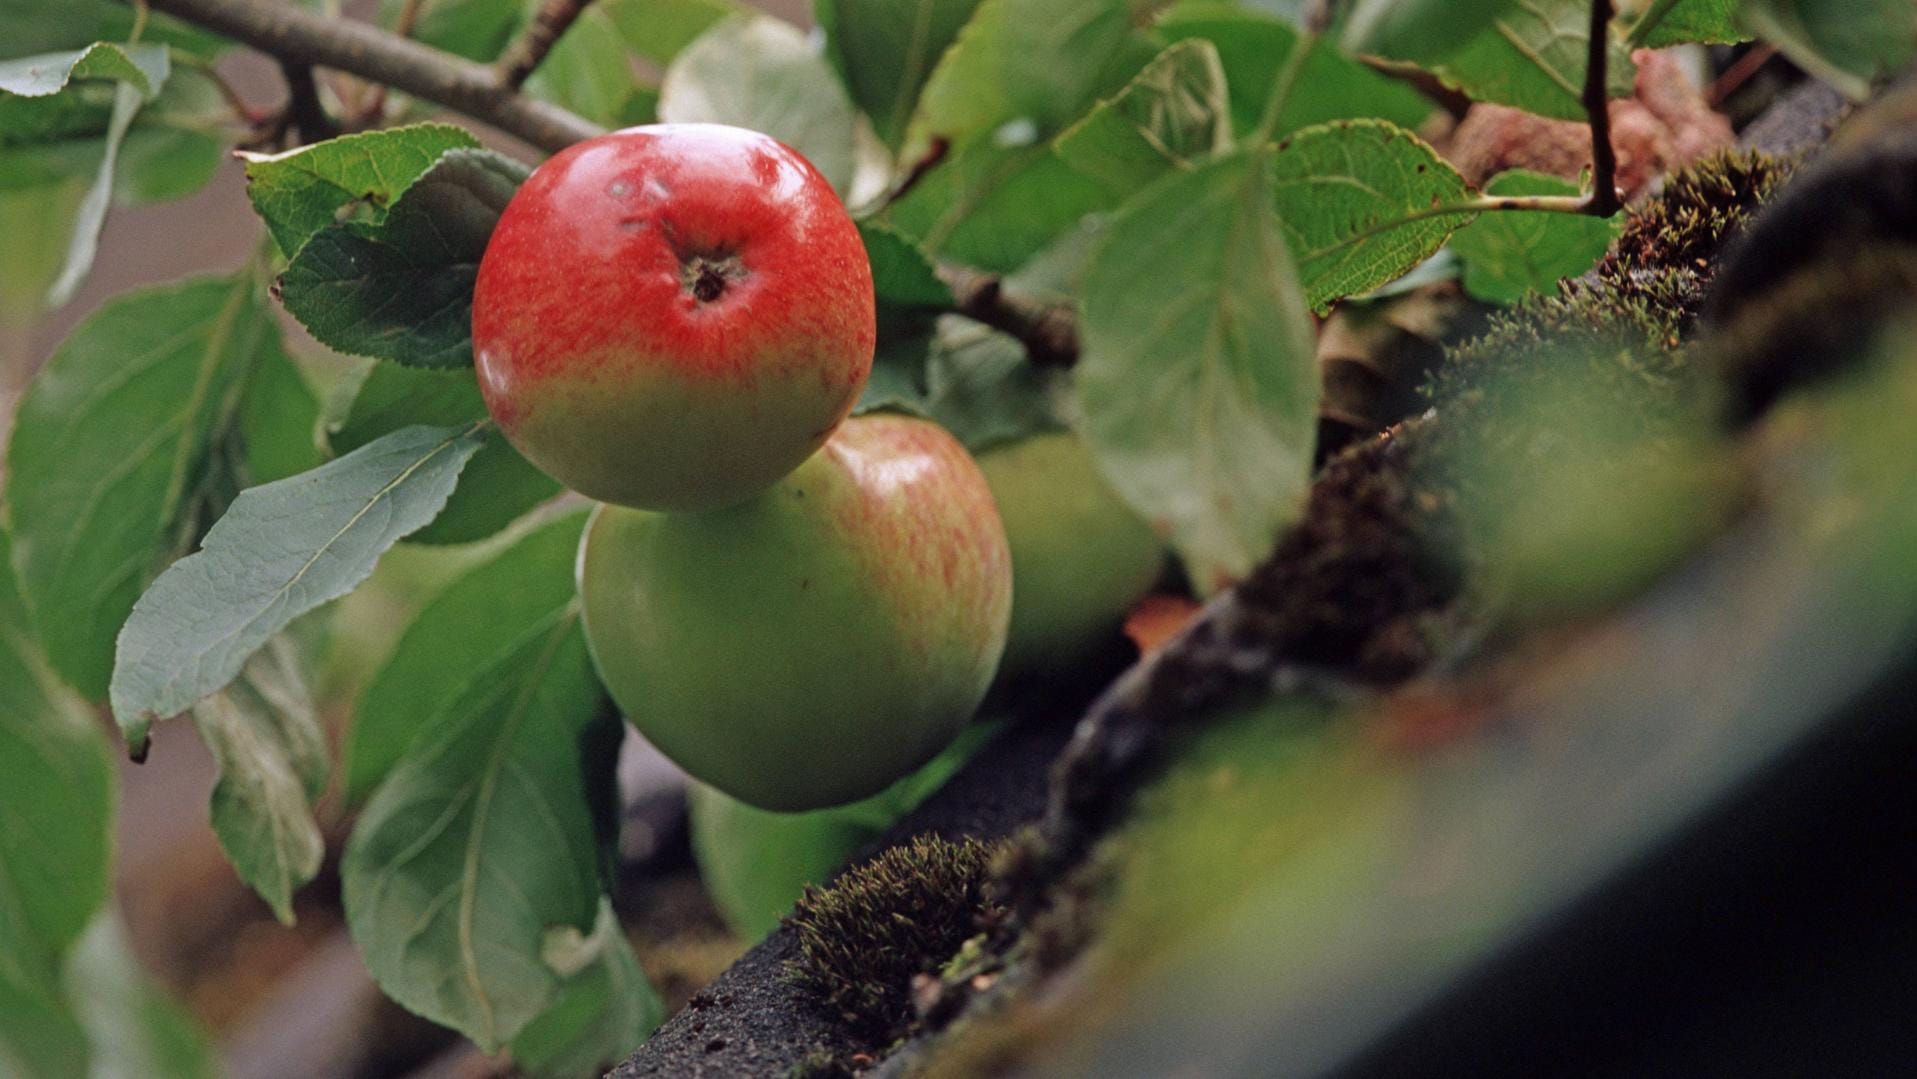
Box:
<box><xmin>977</xmin><ymin>431</ymin><xmax>1165</xmax><ymax>675</ymax></box>
<box><xmin>578</xmin><ymin>414</ymin><xmax>1012</xmax><ymax>811</ymax></box>
<box><xmin>472</xmin><ymin>123</ymin><xmax>875</xmax><ymax>511</ymax></box>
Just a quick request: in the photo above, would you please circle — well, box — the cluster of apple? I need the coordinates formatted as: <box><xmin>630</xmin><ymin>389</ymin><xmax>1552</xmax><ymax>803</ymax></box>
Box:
<box><xmin>471</xmin><ymin>124</ymin><xmax>1161</xmax><ymax>812</ymax></box>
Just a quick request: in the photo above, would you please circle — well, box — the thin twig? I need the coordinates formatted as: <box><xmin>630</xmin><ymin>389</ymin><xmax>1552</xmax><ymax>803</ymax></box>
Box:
<box><xmin>496</xmin><ymin>0</ymin><xmax>595</xmax><ymax>90</ymax></box>
<box><xmin>277</xmin><ymin>59</ymin><xmax>338</xmax><ymax>143</ymax></box>
<box><xmin>1581</xmin><ymin>0</ymin><xmax>1623</xmax><ymax>217</ymax></box>
<box><xmin>133</xmin><ymin>0</ymin><xmax>604</xmax><ymax>152</ymax></box>
<box><xmin>171</xmin><ymin>51</ymin><xmax>266</xmax><ymax>125</ymax></box>
<box><xmin>939</xmin><ymin>265</ymin><xmax>1078</xmax><ymax>368</ymax></box>
<box><xmin>1709</xmin><ymin>44</ymin><xmax>1779</xmax><ymax>107</ymax></box>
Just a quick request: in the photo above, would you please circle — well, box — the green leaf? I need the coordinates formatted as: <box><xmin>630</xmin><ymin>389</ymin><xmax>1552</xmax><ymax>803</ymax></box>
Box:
<box><xmin>1268</xmin><ymin>119</ymin><xmax>1476</xmax><ymax>312</ymax></box>
<box><xmin>508</xmin><ymin>900</ymin><xmax>663</xmax><ymax>1077</ymax></box>
<box><xmin>239</xmin><ymin>343</ymin><xmax>324</xmax><ymax>486</ymax></box>
<box><xmin>46</xmin><ymin>79</ymin><xmax>140</xmax><ymax>305</ymax></box>
<box><xmin>278</xmin><ymin>148</ymin><xmax>526</xmax><ymax>369</ymax></box>
<box><xmin>194</xmin><ymin>641</ymin><xmax>328</xmax><ymax>924</ymax></box>
<box><xmin>1741</xmin><ymin>0</ymin><xmax>1915</xmax><ymax>99</ymax></box>
<box><xmin>1077</xmin><ymin>149</ymin><xmax>1318</xmax><ymax>591</ymax></box>
<box><xmin>5</xmin><ymin>274</ymin><xmax>280</xmax><ymax>698</ymax></box>
<box><xmin>110</xmin><ymin>423</ymin><xmax>487</xmax><ymax>758</ymax></box>
<box><xmin>342</xmin><ymin>590</ymin><xmax>612</xmax><ymax>1049</ymax></box>
<box><xmin>886</xmin><ymin>145</ymin><xmax>1113</xmax><ymax>272</ymax></box>
<box><xmin>861</xmin><ymin>220</ymin><xmax>953</xmax><ymax>309</ymax></box>
<box><xmin>1055</xmin><ymin>38</ymin><xmax>1233</xmax><ymax>200</ymax></box>
<box><xmin>1623</xmin><ymin>0</ymin><xmax>1747</xmax><ymax>46</ymax></box>
<box><xmin>1408</xmin><ymin>0</ymin><xmax>1636</xmax><ymax>121</ymax></box>
<box><xmin>239</xmin><ymin>122</ymin><xmax>481</xmax><ymax>257</ymax></box>
<box><xmin>1448</xmin><ymin>169</ymin><xmax>1620</xmax><ymax>304</ymax></box>
<box><xmin>343</xmin><ymin>511</ymin><xmax>586</xmax><ymax>804</ymax></box>
<box><xmin>602</xmin><ymin>0</ymin><xmax>740</xmax><ymax>66</ymax></box>
<box><xmin>883</xmin><ymin>0</ymin><xmax>1158</xmax><ymax>270</ymax></box>
<box><xmin>1</xmin><ymin>43</ymin><xmax>175</xmax><ymax>306</ymax></box>
<box><xmin>659</xmin><ymin>15</ymin><xmax>858</xmax><ymax>195</ymax></box>
<box><xmin>1158</xmin><ymin>3</ymin><xmax>1435</xmax><ymax>140</ymax></box>
<box><xmin>525</xmin><ymin>6</ymin><xmax>642</xmax><ymax>128</ymax></box>
<box><xmin>0</xmin><ymin>73</ymin><xmax>227</xmax><ymax>211</ymax></box>
<box><xmin>0</xmin><ymin>43</ymin><xmax>168</xmax><ymax>98</ymax></box>
<box><xmin>0</xmin><ymin>522</ymin><xmax>108</xmax><ymax>1079</ymax></box>
<box><xmin>329</xmin><ymin>364</ymin><xmax>560</xmax><ymax>546</ymax></box>
<box><xmin>1340</xmin><ymin>0</ymin><xmax>1516</xmax><ymax>59</ymax></box>
<box><xmin>903</xmin><ymin>0</ymin><xmax>1154</xmax><ymax>154</ymax></box>
<box><xmin>815</xmin><ymin>0</ymin><xmax>985</xmax><ymax>148</ymax></box>
<box><xmin>64</xmin><ymin>914</ymin><xmax>219</xmax><ymax>1079</ymax></box>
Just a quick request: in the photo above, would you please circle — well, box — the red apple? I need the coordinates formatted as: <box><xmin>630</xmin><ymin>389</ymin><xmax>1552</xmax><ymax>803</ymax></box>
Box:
<box><xmin>578</xmin><ymin>414</ymin><xmax>1012</xmax><ymax>811</ymax></box>
<box><xmin>472</xmin><ymin>123</ymin><xmax>875</xmax><ymax>511</ymax></box>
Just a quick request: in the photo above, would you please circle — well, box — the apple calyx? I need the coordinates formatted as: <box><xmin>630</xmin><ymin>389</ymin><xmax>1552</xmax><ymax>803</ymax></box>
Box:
<box><xmin>682</xmin><ymin>253</ymin><xmax>745</xmax><ymax>303</ymax></box>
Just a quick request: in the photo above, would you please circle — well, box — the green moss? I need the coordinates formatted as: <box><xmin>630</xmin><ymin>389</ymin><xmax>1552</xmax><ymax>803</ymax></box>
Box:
<box><xmin>785</xmin><ymin>835</ymin><xmax>1006</xmax><ymax>1046</ymax></box>
<box><xmin>1430</xmin><ymin>150</ymin><xmax>1792</xmax><ymax>407</ymax></box>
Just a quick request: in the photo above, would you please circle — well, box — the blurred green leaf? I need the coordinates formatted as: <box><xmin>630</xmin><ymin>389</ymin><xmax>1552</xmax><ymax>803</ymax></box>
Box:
<box><xmin>1268</xmin><ymin>119</ymin><xmax>1476</xmax><ymax>312</ymax></box>
<box><xmin>0</xmin><ymin>180</ymin><xmax>82</xmax><ymax>322</ymax></box>
<box><xmin>508</xmin><ymin>900</ymin><xmax>663</xmax><ymax>1078</ymax></box>
<box><xmin>379</xmin><ymin>0</ymin><xmax>523</xmax><ymax>61</ymax></box>
<box><xmin>525</xmin><ymin>6</ymin><xmax>641</xmax><ymax>128</ymax></box>
<box><xmin>1078</xmin><ymin>149</ymin><xmax>1318</xmax><ymax>590</ymax></box>
<box><xmin>344</xmin><ymin>511</ymin><xmax>586</xmax><ymax>803</ymax></box>
<box><xmin>0</xmin><ymin>73</ymin><xmax>227</xmax><ymax>212</ymax></box>
<box><xmin>0</xmin><ymin>0</ymin><xmax>226</xmax><ymax>59</ymax></box>
<box><xmin>0</xmin><ymin>42</ymin><xmax>173</xmax><ymax>306</ymax></box>
<box><xmin>1159</xmin><ymin>3</ymin><xmax>1434</xmax><ymax>141</ymax></box>
<box><xmin>342</xmin><ymin>526</ymin><xmax>618</xmax><ymax>1049</ymax></box>
<box><xmin>924</xmin><ymin>316</ymin><xmax>1061</xmax><ymax>452</ymax></box>
<box><xmin>1623</xmin><ymin>0</ymin><xmax>1747</xmax><ymax>46</ymax></box>
<box><xmin>1055</xmin><ymin>38</ymin><xmax>1233</xmax><ymax>200</ymax></box>
<box><xmin>0</xmin><ymin>528</ymin><xmax>114</xmax><ymax>1068</ymax></box>
<box><xmin>64</xmin><ymin>914</ymin><xmax>220</xmax><ymax>1079</ymax></box>
<box><xmin>240</xmin><ymin>123</ymin><xmax>482</xmax><ymax>257</ymax></box>
<box><xmin>279</xmin><ymin>148</ymin><xmax>526</xmax><ymax>369</ymax></box>
<box><xmin>1405</xmin><ymin>0</ymin><xmax>1635</xmax><ymax>121</ymax></box>
<box><xmin>5</xmin><ymin>274</ymin><xmax>280</xmax><ymax>699</ymax></box>
<box><xmin>1448</xmin><ymin>170</ymin><xmax>1620</xmax><ymax>304</ymax></box>
<box><xmin>0</xmin><ymin>43</ymin><xmax>167</xmax><ymax>97</ymax></box>
<box><xmin>111</xmin><ymin>423</ymin><xmax>486</xmax><ymax>757</ymax></box>
<box><xmin>1340</xmin><ymin>0</ymin><xmax>1515</xmax><ymax>59</ymax></box>
<box><xmin>239</xmin><ymin>343</ymin><xmax>324</xmax><ymax>486</ymax></box>
<box><xmin>194</xmin><ymin>641</ymin><xmax>328</xmax><ymax>924</ymax></box>
<box><xmin>1741</xmin><ymin>0</ymin><xmax>1915</xmax><ymax>99</ymax></box>
<box><xmin>815</xmin><ymin>0</ymin><xmax>984</xmax><ymax>148</ymax></box>
<box><xmin>659</xmin><ymin>15</ymin><xmax>858</xmax><ymax>195</ymax></box>
<box><xmin>603</xmin><ymin>0</ymin><xmax>740</xmax><ymax>66</ymax></box>
<box><xmin>331</xmin><ymin>364</ymin><xmax>559</xmax><ymax>546</ymax></box>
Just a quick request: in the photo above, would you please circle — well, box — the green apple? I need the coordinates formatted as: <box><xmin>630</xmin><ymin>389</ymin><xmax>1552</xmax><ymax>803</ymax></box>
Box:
<box><xmin>688</xmin><ymin>723</ymin><xmax>994</xmax><ymax>939</ymax></box>
<box><xmin>978</xmin><ymin>432</ymin><xmax>1166</xmax><ymax>675</ymax></box>
<box><xmin>578</xmin><ymin>414</ymin><xmax>1012</xmax><ymax>811</ymax></box>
